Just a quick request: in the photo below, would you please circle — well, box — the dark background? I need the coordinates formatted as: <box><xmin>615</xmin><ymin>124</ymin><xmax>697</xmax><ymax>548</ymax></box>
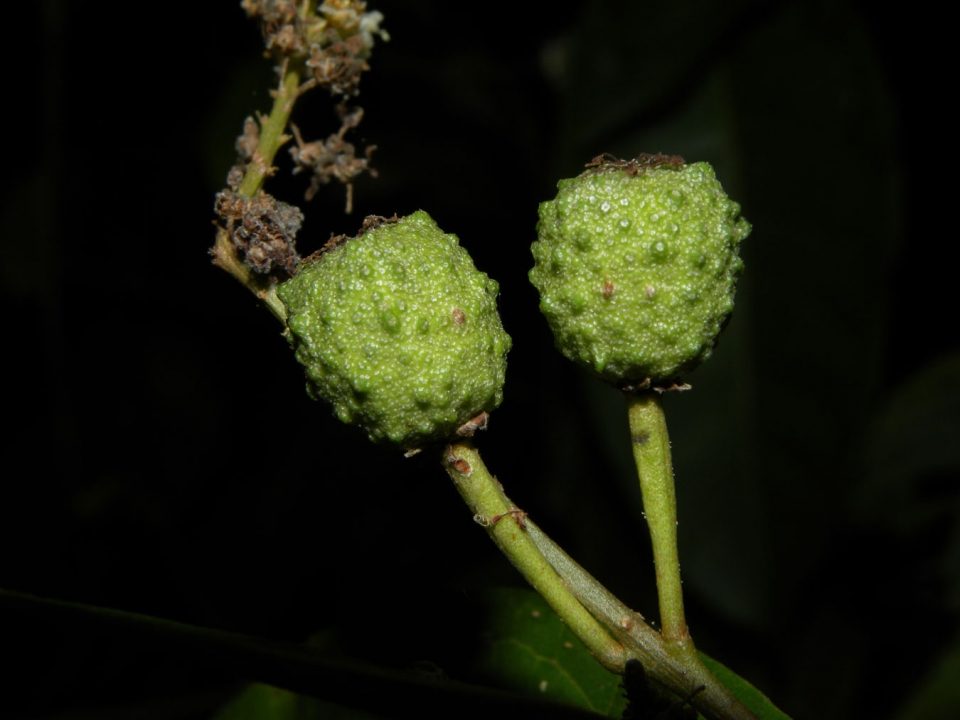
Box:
<box><xmin>2</xmin><ymin>1</ymin><xmax>956</xmax><ymax>718</ymax></box>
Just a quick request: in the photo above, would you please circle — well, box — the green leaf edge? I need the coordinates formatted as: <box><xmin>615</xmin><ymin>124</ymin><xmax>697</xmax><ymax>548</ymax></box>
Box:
<box><xmin>699</xmin><ymin>652</ymin><xmax>793</xmax><ymax>720</ymax></box>
<box><xmin>473</xmin><ymin>587</ymin><xmax>627</xmax><ymax>717</ymax></box>
<box><xmin>0</xmin><ymin>587</ymin><xmax>603</xmax><ymax>720</ymax></box>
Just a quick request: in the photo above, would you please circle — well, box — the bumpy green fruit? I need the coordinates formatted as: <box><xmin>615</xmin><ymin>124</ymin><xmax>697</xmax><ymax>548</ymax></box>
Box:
<box><xmin>530</xmin><ymin>157</ymin><xmax>751</xmax><ymax>385</ymax></box>
<box><xmin>277</xmin><ymin>211</ymin><xmax>512</xmax><ymax>449</ymax></box>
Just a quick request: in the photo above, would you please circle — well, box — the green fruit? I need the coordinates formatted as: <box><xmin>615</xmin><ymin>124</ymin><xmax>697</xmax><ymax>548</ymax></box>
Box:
<box><xmin>277</xmin><ymin>210</ymin><xmax>512</xmax><ymax>449</ymax></box>
<box><xmin>530</xmin><ymin>156</ymin><xmax>751</xmax><ymax>385</ymax></box>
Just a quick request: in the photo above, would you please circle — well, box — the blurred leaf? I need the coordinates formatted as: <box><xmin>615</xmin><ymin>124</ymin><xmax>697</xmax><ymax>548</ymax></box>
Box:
<box><xmin>854</xmin><ymin>352</ymin><xmax>960</xmax><ymax>612</ymax></box>
<box><xmin>471</xmin><ymin>588</ymin><xmax>793</xmax><ymax>719</ymax></box>
<box><xmin>212</xmin><ymin>683</ymin><xmax>319</xmax><ymax>720</ymax></box>
<box><xmin>559</xmin><ymin>0</ymin><xmax>754</xmax><ymax>160</ymax></box>
<box><xmin>473</xmin><ymin>587</ymin><xmax>627</xmax><ymax>717</ymax></box>
<box><xmin>855</xmin><ymin>352</ymin><xmax>960</xmax><ymax>529</ymax></box>
<box><xmin>728</xmin><ymin>0</ymin><xmax>899</xmax><ymax>541</ymax></box>
<box><xmin>700</xmin><ymin>653</ymin><xmax>793</xmax><ymax>720</ymax></box>
<box><xmin>0</xmin><ymin>588</ymin><xmax>602</xmax><ymax>720</ymax></box>
<box><xmin>0</xmin><ymin>171</ymin><xmax>60</xmax><ymax>299</ymax></box>
<box><xmin>213</xmin><ymin>682</ymin><xmax>382</xmax><ymax>720</ymax></box>
<box><xmin>892</xmin><ymin>632</ymin><xmax>960</xmax><ymax>720</ymax></box>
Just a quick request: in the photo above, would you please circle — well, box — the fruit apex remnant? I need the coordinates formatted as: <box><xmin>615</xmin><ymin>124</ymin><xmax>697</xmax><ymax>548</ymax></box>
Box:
<box><xmin>529</xmin><ymin>154</ymin><xmax>751</xmax><ymax>386</ymax></box>
<box><xmin>278</xmin><ymin>211</ymin><xmax>512</xmax><ymax>450</ymax></box>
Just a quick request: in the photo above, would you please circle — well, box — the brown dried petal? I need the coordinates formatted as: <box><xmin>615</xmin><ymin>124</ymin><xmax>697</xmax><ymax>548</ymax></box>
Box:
<box><xmin>214</xmin><ymin>189</ymin><xmax>303</xmax><ymax>275</ymax></box>
<box><xmin>235</xmin><ymin>117</ymin><xmax>260</xmax><ymax>165</ymax></box>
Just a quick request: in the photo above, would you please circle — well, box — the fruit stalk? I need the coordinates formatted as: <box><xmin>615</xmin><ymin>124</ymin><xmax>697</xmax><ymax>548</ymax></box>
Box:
<box><xmin>626</xmin><ymin>392</ymin><xmax>687</xmax><ymax>643</ymax></box>
<box><xmin>445</xmin><ymin>441</ymin><xmax>758</xmax><ymax>720</ymax></box>
<box><xmin>441</xmin><ymin>440</ymin><xmax>624</xmax><ymax>673</ymax></box>
<box><xmin>625</xmin><ymin>393</ymin><xmax>758</xmax><ymax>718</ymax></box>
<box><xmin>523</xmin><ymin>520</ymin><xmax>758</xmax><ymax>720</ymax></box>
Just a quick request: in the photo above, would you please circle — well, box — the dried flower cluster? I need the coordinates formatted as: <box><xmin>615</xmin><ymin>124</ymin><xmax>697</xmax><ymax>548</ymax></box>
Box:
<box><xmin>584</xmin><ymin>152</ymin><xmax>687</xmax><ymax>177</ymax></box>
<box><xmin>241</xmin><ymin>0</ymin><xmax>387</xmax><ymax>96</ymax></box>
<box><xmin>214</xmin><ymin>187</ymin><xmax>303</xmax><ymax>275</ymax></box>
<box><xmin>234</xmin><ymin>0</ymin><xmax>386</xmax><ymax>212</ymax></box>
<box><xmin>289</xmin><ymin>106</ymin><xmax>377</xmax><ymax>210</ymax></box>
<box><xmin>215</xmin><ymin>1</ymin><xmax>386</xmax><ymax>280</ymax></box>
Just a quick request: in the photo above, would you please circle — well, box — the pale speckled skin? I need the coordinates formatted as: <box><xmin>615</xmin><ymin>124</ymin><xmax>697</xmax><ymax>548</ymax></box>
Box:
<box><xmin>278</xmin><ymin>211</ymin><xmax>511</xmax><ymax>449</ymax></box>
<box><xmin>530</xmin><ymin>162</ymin><xmax>750</xmax><ymax>384</ymax></box>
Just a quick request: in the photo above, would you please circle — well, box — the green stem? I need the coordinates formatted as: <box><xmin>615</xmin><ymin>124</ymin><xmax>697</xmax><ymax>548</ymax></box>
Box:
<box><xmin>441</xmin><ymin>440</ymin><xmax>624</xmax><ymax>673</ymax></box>
<box><xmin>237</xmin><ymin>65</ymin><xmax>303</xmax><ymax>200</ymax></box>
<box><xmin>523</xmin><ymin>520</ymin><xmax>757</xmax><ymax>720</ymax></box>
<box><xmin>212</xmin><ymin>29</ymin><xmax>308</xmax><ymax>319</ymax></box>
<box><xmin>212</xmin><ymin>61</ymin><xmax>303</xmax><ymax>322</ymax></box>
<box><xmin>443</xmin><ymin>441</ymin><xmax>756</xmax><ymax>720</ymax></box>
<box><xmin>211</xmin><ymin>226</ymin><xmax>288</xmax><ymax>323</ymax></box>
<box><xmin>623</xmin><ymin>394</ymin><xmax>756</xmax><ymax>718</ymax></box>
<box><xmin>238</xmin><ymin>0</ymin><xmax>318</xmax><ymax>199</ymax></box>
<box><xmin>626</xmin><ymin>392</ymin><xmax>687</xmax><ymax>643</ymax></box>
